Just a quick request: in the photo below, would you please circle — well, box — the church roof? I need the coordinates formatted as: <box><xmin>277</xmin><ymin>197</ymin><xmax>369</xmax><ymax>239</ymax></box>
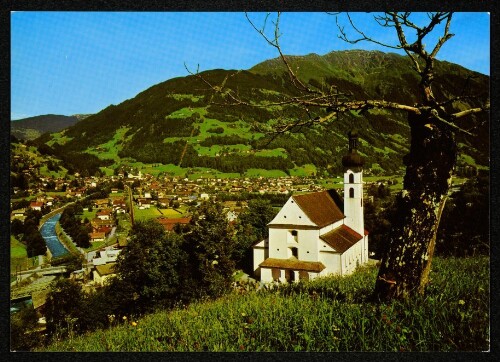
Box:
<box><xmin>320</xmin><ymin>225</ymin><xmax>363</xmax><ymax>253</ymax></box>
<box><xmin>342</xmin><ymin>128</ymin><xmax>364</xmax><ymax>168</ymax></box>
<box><xmin>259</xmin><ymin>258</ymin><xmax>326</xmax><ymax>273</ymax></box>
<box><xmin>342</xmin><ymin>152</ymin><xmax>364</xmax><ymax>168</ymax></box>
<box><xmin>292</xmin><ymin>190</ymin><xmax>345</xmax><ymax>227</ymax></box>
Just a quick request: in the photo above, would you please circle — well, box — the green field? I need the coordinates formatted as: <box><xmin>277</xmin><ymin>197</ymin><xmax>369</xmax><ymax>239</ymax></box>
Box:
<box><xmin>254</xmin><ymin>148</ymin><xmax>288</xmax><ymax>158</ymax></box>
<box><xmin>157</xmin><ymin>208</ymin><xmax>188</xmax><ymax>218</ymax></box>
<box><xmin>39</xmin><ymin>164</ymin><xmax>68</xmax><ymax>179</ymax></box>
<box><xmin>193</xmin><ymin>144</ymin><xmax>252</xmax><ymax>157</ymax></box>
<box><xmin>167</xmin><ymin>106</ymin><xmax>206</xmax><ymax>119</ymax></box>
<box><xmin>11</xmin><ymin>235</ymin><xmax>28</xmax><ymax>274</ymax></box>
<box><xmin>318</xmin><ymin>177</ymin><xmax>344</xmax><ymax>190</ymax></box>
<box><xmin>10</xmin><ymin>235</ymin><xmax>27</xmax><ymax>258</ymax></box>
<box><xmin>10</xmin><ymin>235</ymin><xmax>38</xmax><ymax>273</ymax></box>
<box><xmin>133</xmin><ymin>205</ymin><xmax>163</xmax><ymax>221</ymax></box>
<box><xmin>244</xmin><ymin>169</ymin><xmax>288</xmax><ymax>178</ymax></box>
<box><xmin>168</xmin><ymin>94</ymin><xmax>204</xmax><ymax>102</ymax></box>
<box><xmin>85</xmin><ymin>127</ymin><xmax>131</xmax><ymax>162</ymax></box>
<box><xmin>46</xmin><ymin>130</ymin><xmax>73</xmax><ymax>147</ymax></box>
<box><xmin>123</xmin><ymin>163</ymin><xmax>187</xmax><ymax>177</ymax></box>
<box><xmin>288</xmin><ymin>164</ymin><xmax>317</xmax><ymax>177</ymax></box>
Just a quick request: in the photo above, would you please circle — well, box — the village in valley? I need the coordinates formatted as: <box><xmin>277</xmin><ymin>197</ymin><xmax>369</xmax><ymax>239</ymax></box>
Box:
<box><xmin>10</xmin><ymin>131</ymin><xmax>406</xmax><ymax>314</ymax></box>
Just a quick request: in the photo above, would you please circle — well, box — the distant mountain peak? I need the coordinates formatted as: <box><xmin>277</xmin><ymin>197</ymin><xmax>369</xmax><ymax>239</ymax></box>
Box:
<box><xmin>11</xmin><ymin>114</ymin><xmax>88</xmax><ymax>140</ymax></box>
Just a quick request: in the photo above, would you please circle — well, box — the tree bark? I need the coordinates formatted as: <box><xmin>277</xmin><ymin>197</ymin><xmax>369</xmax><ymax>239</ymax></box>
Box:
<box><xmin>374</xmin><ymin>112</ymin><xmax>457</xmax><ymax>300</ymax></box>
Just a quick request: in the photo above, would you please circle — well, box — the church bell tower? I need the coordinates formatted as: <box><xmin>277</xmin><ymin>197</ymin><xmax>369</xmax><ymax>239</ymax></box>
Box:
<box><xmin>341</xmin><ymin>129</ymin><xmax>365</xmax><ymax>237</ymax></box>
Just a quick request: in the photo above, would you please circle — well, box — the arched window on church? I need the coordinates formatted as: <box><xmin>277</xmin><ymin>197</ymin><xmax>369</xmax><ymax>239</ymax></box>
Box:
<box><xmin>349</xmin><ymin>188</ymin><xmax>354</xmax><ymax>198</ymax></box>
<box><xmin>349</xmin><ymin>173</ymin><xmax>354</xmax><ymax>184</ymax></box>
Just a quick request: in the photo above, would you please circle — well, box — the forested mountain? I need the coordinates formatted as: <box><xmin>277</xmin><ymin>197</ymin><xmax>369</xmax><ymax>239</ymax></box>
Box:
<box><xmin>11</xmin><ymin>114</ymin><xmax>91</xmax><ymax>140</ymax></box>
<box><xmin>31</xmin><ymin>50</ymin><xmax>489</xmax><ymax>176</ymax></box>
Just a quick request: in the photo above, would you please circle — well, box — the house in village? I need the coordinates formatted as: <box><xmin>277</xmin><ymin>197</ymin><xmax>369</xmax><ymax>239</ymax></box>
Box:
<box><xmin>253</xmin><ymin>130</ymin><xmax>369</xmax><ymax>283</ymax></box>
<box><xmin>94</xmin><ymin>198</ymin><xmax>110</xmax><ymax>209</ymax></box>
<box><xmin>112</xmin><ymin>198</ymin><xmax>127</xmax><ymax>214</ymax></box>
<box><xmin>157</xmin><ymin>217</ymin><xmax>191</xmax><ymax>232</ymax></box>
<box><xmin>96</xmin><ymin>209</ymin><xmax>112</xmax><ymax>221</ymax></box>
<box><xmin>137</xmin><ymin>198</ymin><xmax>151</xmax><ymax>209</ymax></box>
<box><xmin>93</xmin><ymin>263</ymin><xmax>116</xmax><ymax>286</ymax></box>
<box><xmin>89</xmin><ymin>248</ymin><xmax>121</xmax><ymax>285</ymax></box>
<box><xmin>29</xmin><ymin>201</ymin><xmax>43</xmax><ymax>211</ymax></box>
<box><xmin>89</xmin><ymin>232</ymin><xmax>106</xmax><ymax>243</ymax></box>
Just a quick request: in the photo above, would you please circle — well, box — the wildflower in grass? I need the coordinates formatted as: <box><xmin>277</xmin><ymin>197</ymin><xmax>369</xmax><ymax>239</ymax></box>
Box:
<box><xmin>123</xmin><ymin>316</ymin><xmax>127</xmax><ymax>321</ymax></box>
<box><xmin>131</xmin><ymin>321</ymin><xmax>137</xmax><ymax>327</ymax></box>
<box><xmin>459</xmin><ymin>299</ymin><xmax>465</xmax><ymax>305</ymax></box>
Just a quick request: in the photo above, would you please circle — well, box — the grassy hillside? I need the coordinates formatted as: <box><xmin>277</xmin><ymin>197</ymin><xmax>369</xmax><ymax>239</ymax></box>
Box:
<box><xmin>31</xmin><ymin>50</ymin><xmax>489</xmax><ymax>177</ymax></box>
<box><xmin>41</xmin><ymin>256</ymin><xmax>488</xmax><ymax>352</ymax></box>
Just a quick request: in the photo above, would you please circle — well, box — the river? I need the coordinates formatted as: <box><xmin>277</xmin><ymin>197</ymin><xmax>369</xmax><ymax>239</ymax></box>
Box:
<box><xmin>40</xmin><ymin>213</ymin><xmax>70</xmax><ymax>258</ymax></box>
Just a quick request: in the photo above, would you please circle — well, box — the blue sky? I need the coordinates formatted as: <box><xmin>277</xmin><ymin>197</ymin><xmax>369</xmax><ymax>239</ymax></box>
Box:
<box><xmin>11</xmin><ymin>12</ymin><xmax>490</xmax><ymax>120</ymax></box>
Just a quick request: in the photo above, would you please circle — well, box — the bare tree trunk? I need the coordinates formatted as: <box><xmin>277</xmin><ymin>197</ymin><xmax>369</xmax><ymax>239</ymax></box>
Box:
<box><xmin>374</xmin><ymin>112</ymin><xmax>457</xmax><ymax>300</ymax></box>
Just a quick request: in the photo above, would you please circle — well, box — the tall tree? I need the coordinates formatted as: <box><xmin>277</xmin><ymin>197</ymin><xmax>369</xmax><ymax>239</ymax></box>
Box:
<box><xmin>182</xmin><ymin>202</ymin><xmax>237</xmax><ymax>299</ymax></box>
<box><xmin>44</xmin><ymin>279</ymin><xmax>85</xmax><ymax>341</ymax></box>
<box><xmin>113</xmin><ymin>220</ymin><xmax>187</xmax><ymax>312</ymax></box>
<box><xmin>188</xmin><ymin>12</ymin><xmax>489</xmax><ymax>300</ymax></box>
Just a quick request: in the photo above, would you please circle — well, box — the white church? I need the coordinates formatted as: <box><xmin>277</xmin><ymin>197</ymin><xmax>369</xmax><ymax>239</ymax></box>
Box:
<box><xmin>253</xmin><ymin>130</ymin><xmax>369</xmax><ymax>283</ymax></box>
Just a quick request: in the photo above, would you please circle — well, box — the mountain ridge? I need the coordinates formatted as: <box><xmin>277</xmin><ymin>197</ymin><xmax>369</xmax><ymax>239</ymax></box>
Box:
<box><xmin>11</xmin><ymin>114</ymin><xmax>92</xmax><ymax>140</ymax></box>
<box><xmin>30</xmin><ymin>50</ymin><xmax>489</xmax><ymax>177</ymax></box>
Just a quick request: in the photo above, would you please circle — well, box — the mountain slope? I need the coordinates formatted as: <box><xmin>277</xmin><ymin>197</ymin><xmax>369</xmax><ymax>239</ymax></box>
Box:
<box><xmin>33</xmin><ymin>50</ymin><xmax>489</xmax><ymax>177</ymax></box>
<box><xmin>11</xmin><ymin>114</ymin><xmax>90</xmax><ymax>140</ymax></box>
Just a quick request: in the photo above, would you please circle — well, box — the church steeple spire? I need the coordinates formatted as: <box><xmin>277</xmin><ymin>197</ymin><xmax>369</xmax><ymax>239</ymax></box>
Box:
<box><xmin>342</xmin><ymin>129</ymin><xmax>364</xmax><ymax>171</ymax></box>
<box><xmin>342</xmin><ymin>129</ymin><xmax>365</xmax><ymax>243</ymax></box>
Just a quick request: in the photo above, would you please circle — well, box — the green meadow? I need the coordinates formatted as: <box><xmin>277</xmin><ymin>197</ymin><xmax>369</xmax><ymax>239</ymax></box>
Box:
<box><xmin>41</xmin><ymin>257</ymin><xmax>489</xmax><ymax>352</ymax></box>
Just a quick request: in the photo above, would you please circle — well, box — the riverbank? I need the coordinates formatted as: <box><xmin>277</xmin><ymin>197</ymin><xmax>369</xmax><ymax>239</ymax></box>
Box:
<box><xmin>39</xmin><ymin>201</ymin><xmax>75</xmax><ymax>228</ymax></box>
<box><xmin>54</xmin><ymin>221</ymin><xmax>81</xmax><ymax>256</ymax></box>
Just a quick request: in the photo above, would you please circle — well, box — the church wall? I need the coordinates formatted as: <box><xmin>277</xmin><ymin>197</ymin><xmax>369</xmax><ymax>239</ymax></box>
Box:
<box><xmin>253</xmin><ymin>246</ymin><xmax>267</xmax><ymax>278</ymax></box>
<box><xmin>268</xmin><ymin>197</ymin><xmax>315</xmax><ymax>227</ymax></box>
<box><xmin>341</xmin><ymin>240</ymin><xmax>364</xmax><ymax>275</ymax></box>
<box><xmin>296</xmin><ymin>229</ymin><xmax>320</xmax><ymax>261</ymax></box>
<box><xmin>319</xmin><ymin>219</ymin><xmax>344</xmax><ymax>236</ymax></box>
<box><xmin>319</xmin><ymin>252</ymin><xmax>341</xmax><ymax>276</ymax></box>
<box><xmin>268</xmin><ymin>228</ymin><xmax>292</xmax><ymax>259</ymax></box>
<box><xmin>260</xmin><ymin>268</ymin><xmax>273</xmax><ymax>283</ymax></box>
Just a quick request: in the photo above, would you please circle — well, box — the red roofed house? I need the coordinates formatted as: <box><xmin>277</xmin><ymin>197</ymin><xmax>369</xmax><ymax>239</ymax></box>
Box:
<box><xmin>89</xmin><ymin>232</ymin><xmax>106</xmax><ymax>242</ymax></box>
<box><xmin>29</xmin><ymin>201</ymin><xmax>43</xmax><ymax>211</ymax></box>
<box><xmin>96</xmin><ymin>209</ymin><xmax>112</xmax><ymax>220</ymax></box>
<box><xmin>157</xmin><ymin>217</ymin><xmax>191</xmax><ymax>232</ymax></box>
<box><xmin>253</xmin><ymin>130</ymin><xmax>369</xmax><ymax>283</ymax></box>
